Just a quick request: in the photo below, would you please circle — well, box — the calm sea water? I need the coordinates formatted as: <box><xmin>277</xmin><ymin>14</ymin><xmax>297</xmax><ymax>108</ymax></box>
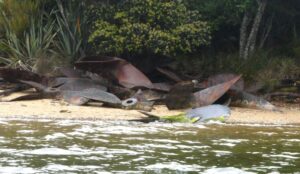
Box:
<box><xmin>0</xmin><ymin>118</ymin><xmax>299</xmax><ymax>174</ymax></box>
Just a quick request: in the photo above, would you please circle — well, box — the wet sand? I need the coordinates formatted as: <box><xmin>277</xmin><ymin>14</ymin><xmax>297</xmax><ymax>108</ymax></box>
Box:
<box><xmin>0</xmin><ymin>98</ymin><xmax>299</xmax><ymax>124</ymax></box>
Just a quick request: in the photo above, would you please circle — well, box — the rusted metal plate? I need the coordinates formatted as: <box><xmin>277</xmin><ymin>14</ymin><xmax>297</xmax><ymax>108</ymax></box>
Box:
<box><xmin>75</xmin><ymin>56</ymin><xmax>127</xmax><ymax>77</ymax></box>
<box><xmin>62</xmin><ymin>88</ymin><xmax>121</xmax><ymax>105</ymax></box>
<box><xmin>61</xmin><ymin>90</ymin><xmax>90</xmax><ymax>106</ymax></box>
<box><xmin>75</xmin><ymin>56</ymin><xmax>153</xmax><ymax>89</ymax></box>
<box><xmin>199</xmin><ymin>73</ymin><xmax>244</xmax><ymax>91</ymax></box>
<box><xmin>193</xmin><ymin>75</ymin><xmax>241</xmax><ymax>107</ymax></box>
<box><xmin>121</xmin><ymin>90</ymin><xmax>155</xmax><ymax>111</ymax></box>
<box><xmin>115</xmin><ymin>63</ymin><xmax>153</xmax><ymax>88</ymax></box>
<box><xmin>80</xmin><ymin>88</ymin><xmax>121</xmax><ymax>105</ymax></box>
<box><xmin>156</xmin><ymin>67</ymin><xmax>182</xmax><ymax>82</ymax></box>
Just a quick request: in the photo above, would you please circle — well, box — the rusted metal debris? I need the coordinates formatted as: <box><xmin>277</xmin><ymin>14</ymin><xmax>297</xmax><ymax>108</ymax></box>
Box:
<box><xmin>19</xmin><ymin>79</ymin><xmax>121</xmax><ymax>106</ymax></box>
<box><xmin>0</xmin><ymin>58</ymin><xmax>278</xmax><ymax>113</ymax></box>
<box><xmin>61</xmin><ymin>91</ymin><xmax>90</xmax><ymax>105</ymax></box>
<box><xmin>115</xmin><ymin>62</ymin><xmax>153</xmax><ymax>88</ymax></box>
<box><xmin>75</xmin><ymin>56</ymin><xmax>153</xmax><ymax>88</ymax></box>
<box><xmin>80</xmin><ymin>88</ymin><xmax>121</xmax><ymax>105</ymax></box>
<box><xmin>198</xmin><ymin>73</ymin><xmax>244</xmax><ymax>91</ymax></box>
<box><xmin>121</xmin><ymin>90</ymin><xmax>155</xmax><ymax>111</ymax></box>
<box><xmin>75</xmin><ymin>56</ymin><xmax>173</xmax><ymax>92</ymax></box>
<box><xmin>193</xmin><ymin>75</ymin><xmax>242</xmax><ymax>107</ymax></box>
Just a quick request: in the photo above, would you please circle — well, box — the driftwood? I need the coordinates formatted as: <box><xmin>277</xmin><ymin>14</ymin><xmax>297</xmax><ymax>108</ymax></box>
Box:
<box><xmin>0</xmin><ymin>68</ymin><xmax>45</xmax><ymax>83</ymax></box>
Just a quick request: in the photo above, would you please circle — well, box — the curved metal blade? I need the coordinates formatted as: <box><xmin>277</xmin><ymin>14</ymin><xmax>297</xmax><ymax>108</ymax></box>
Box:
<box><xmin>61</xmin><ymin>90</ymin><xmax>90</xmax><ymax>106</ymax></box>
<box><xmin>80</xmin><ymin>88</ymin><xmax>121</xmax><ymax>105</ymax></box>
<box><xmin>193</xmin><ymin>75</ymin><xmax>241</xmax><ymax>107</ymax></box>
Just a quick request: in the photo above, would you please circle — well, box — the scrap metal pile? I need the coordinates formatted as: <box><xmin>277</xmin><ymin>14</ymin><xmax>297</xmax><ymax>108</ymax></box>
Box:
<box><xmin>0</xmin><ymin>56</ymin><xmax>279</xmax><ymax>122</ymax></box>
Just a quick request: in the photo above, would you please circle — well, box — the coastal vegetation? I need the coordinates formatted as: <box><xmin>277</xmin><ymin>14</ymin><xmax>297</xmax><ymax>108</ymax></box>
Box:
<box><xmin>0</xmin><ymin>0</ymin><xmax>299</xmax><ymax>91</ymax></box>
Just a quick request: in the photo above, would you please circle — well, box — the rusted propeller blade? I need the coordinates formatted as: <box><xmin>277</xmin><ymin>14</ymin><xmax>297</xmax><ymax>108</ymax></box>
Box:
<box><xmin>75</xmin><ymin>56</ymin><xmax>153</xmax><ymax>89</ymax></box>
<box><xmin>80</xmin><ymin>88</ymin><xmax>122</xmax><ymax>105</ymax></box>
<box><xmin>198</xmin><ymin>73</ymin><xmax>244</xmax><ymax>91</ymax></box>
<box><xmin>61</xmin><ymin>90</ymin><xmax>90</xmax><ymax>106</ymax></box>
<box><xmin>121</xmin><ymin>90</ymin><xmax>155</xmax><ymax>111</ymax></box>
<box><xmin>193</xmin><ymin>75</ymin><xmax>242</xmax><ymax>107</ymax></box>
<box><xmin>115</xmin><ymin>63</ymin><xmax>152</xmax><ymax>88</ymax></box>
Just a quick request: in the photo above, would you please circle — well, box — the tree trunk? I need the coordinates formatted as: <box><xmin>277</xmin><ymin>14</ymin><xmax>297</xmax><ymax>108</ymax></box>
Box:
<box><xmin>239</xmin><ymin>11</ymin><xmax>251</xmax><ymax>58</ymax></box>
<box><xmin>240</xmin><ymin>0</ymin><xmax>268</xmax><ymax>59</ymax></box>
<box><xmin>259</xmin><ymin>13</ymin><xmax>274</xmax><ymax>49</ymax></box>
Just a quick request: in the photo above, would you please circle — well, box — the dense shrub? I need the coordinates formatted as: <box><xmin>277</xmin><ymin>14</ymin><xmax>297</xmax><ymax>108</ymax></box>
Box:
<box><xmin>88</xmin><ymin>0</ymin><xmax>211</xmax><ymax>58</ymax></box>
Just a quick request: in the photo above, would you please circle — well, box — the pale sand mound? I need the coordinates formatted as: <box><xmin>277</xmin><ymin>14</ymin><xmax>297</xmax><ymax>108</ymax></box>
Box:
<box><xmin>0</xmin><ymin>98</ymin><xmax>299</xmax><ymax>124</ymax></box>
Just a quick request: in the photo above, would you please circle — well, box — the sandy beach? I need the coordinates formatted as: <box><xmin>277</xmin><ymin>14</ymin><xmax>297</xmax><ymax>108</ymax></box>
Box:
<box><xmin>0</xmin><ymin>98</ymin><xmax>299</xmax><ymax>124</ymax></box>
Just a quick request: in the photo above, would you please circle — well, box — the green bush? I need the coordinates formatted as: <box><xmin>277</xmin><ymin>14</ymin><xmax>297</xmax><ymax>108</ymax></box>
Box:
<box><xmin>88</xmin><ymin>0</ymin><xmax>211</xmax><ymax>57</ymax></box>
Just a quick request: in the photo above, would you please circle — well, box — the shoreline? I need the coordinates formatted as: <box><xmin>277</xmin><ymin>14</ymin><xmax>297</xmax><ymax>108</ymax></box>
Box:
<box><xmin>0</xmin><ymin>99</ymin><xmax>299</xmax><ymax>125</ymax></box>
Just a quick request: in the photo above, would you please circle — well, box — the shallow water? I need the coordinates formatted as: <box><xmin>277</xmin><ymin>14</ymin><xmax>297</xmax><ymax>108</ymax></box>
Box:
<box><xmin>0</xmin><ymin>119</ymin><xmax>299</xmax><ymax>174</ymax></box>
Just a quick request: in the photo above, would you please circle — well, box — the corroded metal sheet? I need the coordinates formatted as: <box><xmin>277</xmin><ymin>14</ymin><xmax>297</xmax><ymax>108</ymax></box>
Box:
<box><xmin>199</xmin><ymin>73</ymin><xmax>244</xmax><ymax>91</ymax></box>
<box><xmin>115</xmin><ymin>63</ymin><xmax>152</xmax><ymax>88</ymax></box>
<box><xmin>75</xmin><ymin>56</ymin><xmax>153</xmax><ymax>89</ymax></box>
<box><xmin>80</xmin><ymin>88</ymin><xmax>121</xmax><ymax>105</ymax></box>
<box><xmin>61</xmin><ymin>90</ymin><xmax>90</xmax><ymax>106</ymax></box>
<box><xmin>121</xmin><ymin>90</ymin><xmax>155</xmax><ymax>111</ymax></box>
<box><xmin>193</xmin><ymin>75</ymin><xmax>241</xmax><ymax>107</ymax></box>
